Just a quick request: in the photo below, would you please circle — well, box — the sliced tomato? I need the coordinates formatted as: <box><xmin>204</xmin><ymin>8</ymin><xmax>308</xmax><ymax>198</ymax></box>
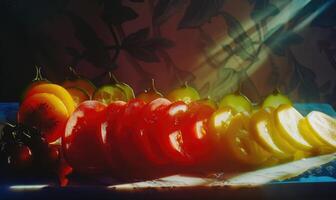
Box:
<box><xmin>181</xmin><ymin>102</ymin><xmax>216</xmax><ymax>166</ymax></box>
<box><xmin>113</xmin><ymin>99</ymin><xmax>147</xmax><ymax>170</ymax></box>
<box><xmin>155</xmin><ymin>101</ymin><xmax>192</xmax><ymax>165</ymax></box>
<box><xmin>131</xmin><ymin>98</ymin><xmax>171</xmax><ymax>166</ymax></box>
<box><xmin>101</xmin><ymin>101</ymin><xmax>127</xmax><ymax>172</ymax></box>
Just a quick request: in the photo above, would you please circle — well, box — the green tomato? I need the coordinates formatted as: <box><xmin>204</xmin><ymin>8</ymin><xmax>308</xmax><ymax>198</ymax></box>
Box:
<box><xmin>262</xmin><ymin>91</ymin><xmax>292</xmax><ymax>109</ymax></box>
<box><xmin>117</xmin><ymin>83</ymin><xmax>135</xmax><ymax>101</ymax></box>
<box><xmin>219</xmin><ymin>93</ymin><xmax>252</xmax><ymax>113</ymax></box>
<box><xmin>108</xmin><ymin>72</ymin><xmax>135</xmax><ymax>101</ymax></box>
<box><xmin>93</xmin><ymin>85</ymin><xmax>127</xmax><ymax>105</ymax></box>
<box><xmin>167</xmin><ymin>84</ymin><xmax>200</xmax><ymax>104</ymax></box>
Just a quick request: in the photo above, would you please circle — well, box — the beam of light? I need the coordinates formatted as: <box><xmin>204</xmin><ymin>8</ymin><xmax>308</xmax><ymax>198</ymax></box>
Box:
<box><xmin>293</xmin><ymin>0</ymin><xmax>335</xmax><ymax>32</ymax></box>
<box><xmin>192</xmin><ymin>0</ymin><xmax>316</xmax><ymax>98</ymax></box>
<box><xmin>242</xmin><ymin>0</ymin><xmax>311</xmax><ymax>76</ymax></box>
<box><xmin>9</xmin><ymin>185</ymin><xmax>49</xmax><ymax>191</ymax></box>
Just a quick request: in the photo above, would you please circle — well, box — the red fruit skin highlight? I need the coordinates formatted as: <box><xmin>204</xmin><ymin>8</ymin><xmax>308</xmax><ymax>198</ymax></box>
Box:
<box><xmin>63</xmin><ymin>101</ymin><xmax>107</xmax><ymax>174</ymax></box>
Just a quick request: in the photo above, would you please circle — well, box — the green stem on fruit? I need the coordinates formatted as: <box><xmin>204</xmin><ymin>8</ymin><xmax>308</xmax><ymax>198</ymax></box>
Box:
<box><xmin>183</xmin><ymin>81</ymin><xmax>189</xmax><ymax>88</ymax></box>
<box><xmin>272</xmin><ymin>87</ymin><xmax>281</xmax><ymax>95</ymax></box>
<box><xmin>68</xmin><ymin>66</ymin><xmax>81</xmax><ymax>79</ymax></box>
<box><xmin>108</xmin><ymin>71</ymin><xmax>120</xmax><ymax>84</ymax></box>
<box><xmin>33</xmin><ymin>65</ymin><xmax>42</xmax><ymax>81</ymax></box>
<box><xmin>234</xmin><ymin>81</ymin><xmax>243</xmax><ymax>95</ymax></box>
<box><xmin>151</xmin><ymin>79</ymin><xmax>159</xmax><ymax>93</ymax></box>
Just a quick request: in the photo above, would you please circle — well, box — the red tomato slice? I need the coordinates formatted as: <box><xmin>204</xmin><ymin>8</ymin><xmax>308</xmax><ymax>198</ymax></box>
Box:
<box><xmin>63</xmin><ymin>101</ymin><xmax>107</xmax><ymax>174</ymax></box>
<box><xmin>114</xmin><ymin>99</ymin><xmax>147</xmax><ymax>169</ymax></box>
<box><xmin>155</xmin><ymin>101</ymin><xmax>192</xmax><ymax>165</ymax></box>
<box><xmin>132</xmin><ymin>98</ymin><xmax>171</xmax><ymax>166</ymax></box>
<box><xmin>101</xmin><ymin>101</ymin><xmax>127</xmax><ymax>171</ymax></box>
<box><xmin>181</xmin><ymin>102</ymin><xmax>215</xmax><ymax>166</ymax></box>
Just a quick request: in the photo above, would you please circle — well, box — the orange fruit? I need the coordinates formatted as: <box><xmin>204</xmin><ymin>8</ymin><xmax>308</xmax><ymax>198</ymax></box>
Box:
<box><xmin>137</xmin><ymin>79</ymin><xmax>163</xmax><ymax>103</ymax></box>
<box><xmin>18</xmin><ymin>93</ymin><xmax>69</xmax><ymax>143</ymax></box>
<box><xmin>24</xmin><ymin>83</ymin><xmax>76</xmax><ymax>114</ymax></box>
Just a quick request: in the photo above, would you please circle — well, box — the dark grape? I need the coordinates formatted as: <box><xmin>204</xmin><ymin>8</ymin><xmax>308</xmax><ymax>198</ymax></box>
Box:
<box><xmin>8</xmin><ymin>145</ymin><xmax>33</xmax><ymax>169</ymax></box>
<box><xmin>0</xmin><ymin>122</ymin><xmax>61</xmax><ymax>175</ymax></box>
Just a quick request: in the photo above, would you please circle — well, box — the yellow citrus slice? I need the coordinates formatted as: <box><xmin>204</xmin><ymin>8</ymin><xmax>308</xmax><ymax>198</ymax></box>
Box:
<box><xmin>250</xmin><ymin>109</ymin><xmax>288</xmax><ymax>158</ymax></box>
<box><xmin>274</xmin><ymin>105</ymin><xmax>313</xmax><ymax>151</ymax></box>
<box><xmin>25</xmin><ymin>83</ymin><xmax>76</xmax><ymax>114</ymax></box>
<box><xmin>223</xmin><ymin>113</ymin><xmax>271</xmax><ymax>166</ymax></box>
<box><xmin>305</xmin><ymin>111</ymin><xmax>336</xmax><ymax>149</ymax></box>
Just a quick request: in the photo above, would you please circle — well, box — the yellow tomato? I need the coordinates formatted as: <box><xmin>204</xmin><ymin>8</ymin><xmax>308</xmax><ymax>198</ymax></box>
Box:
<box><xmin>222</xmin><ymin>113</ymin><xmax>271</xmax><ymax>166</ymax></box>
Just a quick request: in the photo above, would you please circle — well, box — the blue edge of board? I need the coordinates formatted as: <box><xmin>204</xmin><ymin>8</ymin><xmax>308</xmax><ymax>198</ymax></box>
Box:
<box><xmin>1</xmin><ymin>102</ymin><xmax>336</xmax><ymax>185</ymax></box>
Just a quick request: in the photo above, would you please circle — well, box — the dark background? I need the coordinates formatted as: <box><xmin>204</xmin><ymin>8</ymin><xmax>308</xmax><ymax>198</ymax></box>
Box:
<box><xmin>0</xmin><ymin>0</ymin><xmax>336</xmax><ymax>107</ymax></box>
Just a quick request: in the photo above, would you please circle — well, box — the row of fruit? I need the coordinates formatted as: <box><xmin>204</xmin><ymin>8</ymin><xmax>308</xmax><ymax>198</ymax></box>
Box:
<box><xmin>1</xmin><ymin>66</ymin><xmax>335</xmax><ymax>181</ymax></box>
<box><xmin>24</xmin><ymin>66</ymin><xmax>292</xmax><ymax>110</ymax></box>
<box><xmin>62</xmin><ymin>99</ymin><xmax>336</xmax><ymax>177</ymax></box>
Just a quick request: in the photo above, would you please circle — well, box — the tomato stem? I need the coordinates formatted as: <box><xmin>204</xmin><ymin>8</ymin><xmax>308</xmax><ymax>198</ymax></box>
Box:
<box><xmin>183</xmin><ymin>81</ymin><xmax>189</xmax><ymax>88</ymax></box>
<box><xmin>273</xmin><ymin>87</ymin><xmax>281</xmax><ymax>95</ymax></box>
<box><xmin>69</xmin><ymin>66</ymin><xmax>81</xmax><ymax>79</ymax></box>
<box><xmin>109</xmin><ymin>72</ymin><xmax>120</xmax><ymax>84</ymax></box>
<box><xmin>233</xmin><ymin>80</ymin><xmax>242</xmax><ymax>95</ymax></box>
<box><xmin>33</xmin><ymin>65</ymin><xmax>46</xmax><ymax>81</ymax></box>
<box><xmin>151</xmin><ymin>79</ymin><xmax>158</xmax><ymax>93</ymax></box>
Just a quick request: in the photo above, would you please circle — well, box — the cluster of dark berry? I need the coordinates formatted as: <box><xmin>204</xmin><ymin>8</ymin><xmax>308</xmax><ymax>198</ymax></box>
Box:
<box><xmin>0</xmin><ymin>123</ymin><xmax>60</xmax><ymax>176</ymax></box>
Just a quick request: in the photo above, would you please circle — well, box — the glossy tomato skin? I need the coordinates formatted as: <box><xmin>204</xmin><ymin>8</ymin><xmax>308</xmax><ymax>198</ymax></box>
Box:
<box><xmin>155</xmin><ymin>101</ymin><xmax>192</xmax><ymax>166</ymax></box>
<box><xmin>132</xmin><ymin>98</ymin><xmax>171</xmax><ymax>167</ymax></box>
<box><xmin>113</xmin><ymin>98</ymin><xmax>148</xmax><ymax>175</ymax></box>
<box><xmin>62</xmin><ymin>101</ymin><xmax>107</xmax><ymax>174</ymax></box>
<box><xmin>180</xmin><ymin>102</ymin><xmax>216</xmax><ymax>172</ymax></box>
<box><xmin>101</xmin><ymin>101</ymin><xmax>127</xmax><ymax>174</ymax></box>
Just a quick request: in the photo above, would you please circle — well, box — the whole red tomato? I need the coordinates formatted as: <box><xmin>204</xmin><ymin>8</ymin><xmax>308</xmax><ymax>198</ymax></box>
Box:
<box><xmin>63</xmin><ymin>101</ymin><xmax>107</xmax><ymax>174</ymax></box>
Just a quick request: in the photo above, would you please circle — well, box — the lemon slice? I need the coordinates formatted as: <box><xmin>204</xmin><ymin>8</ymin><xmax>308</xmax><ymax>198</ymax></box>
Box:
<box><xmin>274</xmin><ymin>105</ymin><xmax>313</xmax><ymax>151</ymax></box>
<box><xmin>223</xmin><ymin>113</ymin><xmax>270</xmax><ymax>166</ymax></box>
<box><xmin>298</xmin><ymin>118</ymin><xmax>326</xmax><ymax>148</ymax></box>
<box><xmin>305</xmin><ymin>111</ymin><xmax>336</xmax><ymax>149</ymax></box>
<box><xmin>250</xmin><ymin>109</ymin><xmax>288</xmax><ymax>158</ymax></box>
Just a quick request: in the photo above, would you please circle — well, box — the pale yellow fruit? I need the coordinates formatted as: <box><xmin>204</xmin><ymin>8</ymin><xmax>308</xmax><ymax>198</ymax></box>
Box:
<box><xmin>223</xmin><ymin>113</ymin><xmax>271</xmax><ymax>166</ymax></box>
<box><xmin>274</xmin><ymin>105</ymin><xmax>313</xmax><ymax>151</ymax></box>
<box><xmin>250</xmin><ymin>109</ymin><xmax>289</xmax><ymax>159</ymax></box>
<box><xmin>305</xmin><ymin>111</ymin><xmax>336</xmax><ymax>149</ymax></box>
